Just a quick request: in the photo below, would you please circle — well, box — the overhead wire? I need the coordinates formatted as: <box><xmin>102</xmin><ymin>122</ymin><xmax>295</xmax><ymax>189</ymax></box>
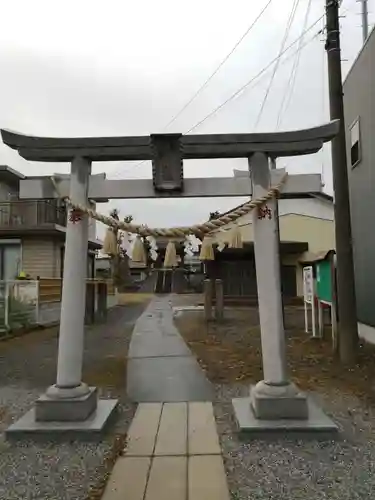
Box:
<box><xmin>253</xmin><ymin>0</ymin><xmax>301</xmax><ymax>131</ymax></box>
<box><xmin>161</xmin><ymin>0</ymin><xmax>275</xmax><ymax>132</ymax></box>
<box><xmin>179</xmin><ymin>1</ymin><xmax>351</xmax><ymax>134</ymax></box>
<box><xmin>108</xmin><ymin>0</ymin><xmax>275</xmax><ymax>180</ymax></box>
<box><xmin>104</xmin><ymin>3</ymin><xmax>352</xmax><ymax>180</ymax></box>
<box><xmin>276</xmin><ymin>0</ymin><xmax>313</xmax><ymax>129</ymax></box>
<box><xmin>185</xmin><ymin>12</ymin><xmax>325</xmax><ymax>135</ymax></box>
<box><xmin>109</xmin><ymin>26</ymin><xmax>321</xmax><ymax>185</ymax></box>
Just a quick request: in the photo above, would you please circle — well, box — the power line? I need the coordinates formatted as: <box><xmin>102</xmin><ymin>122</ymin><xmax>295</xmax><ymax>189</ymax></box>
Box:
<box><xmin>276</xmin><ymin>0</ymin><xmax>313</xmax><ymax>129</ymax></box>
<box><xmin>108</xmin><ymin>0</ymin><xmax>275</xmax><ymax>179</ymax></box>
<box><xmin>111</xmin><ymin>29</ymin><xmax>317</xmax><ymax>182</ymax></box>
<box><xmin>108</xmin><ymin>158</ymin><xmax>147</xmax><ymax>180</ymax></box>
<box><xmin>107</xmin><ymin>4</ymin><xmax>352</xmax><ymax>179</ymax></box>
<box><xmin>282</xmin><ymin>0</ymin><xmax>314</xmax><ymax>120</ymax></box>
<box><xmin>108</xmin><ymin>11</ymin><xmax>325</xmax><ymax>179</ymax></box>
<box><xmin>162</xmin><ymin>0</ymin><xmax>275</xmax><ymax>132</ymax></box>
<box><xmin>253</xmin><ymin>0</ymin><xmax>301</xmax><ymax>131</ymax></box>
<box><xmin>185</xmin><ymin>13</ymin><xmax>325</xmax><ymax>135</ymax></box>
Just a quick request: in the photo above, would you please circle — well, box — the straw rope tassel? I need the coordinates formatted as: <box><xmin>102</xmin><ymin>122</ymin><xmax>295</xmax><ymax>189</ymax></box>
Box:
<box><xmin>164</xmin><ymin>241</ymin><xmax>178</xmax><ymax>268</ymax></box>
<box><xmin>132</xmin><ymin>236</ymin><xmax>147</xmax><ymax>264</ymax></box>
<box><xmin>199</xmin><ymin>236</ymin><xmax>215</xmax><ymax>261</ymax></box>
<box><xmin>103</xmin><ymin>227</ymin><xmax>118</xmax><ymax>255</ymax></box>
<box><xmin>228</xmin><ymin>225</ymin><xmax>243</xmax><ymax>249</ymax></box>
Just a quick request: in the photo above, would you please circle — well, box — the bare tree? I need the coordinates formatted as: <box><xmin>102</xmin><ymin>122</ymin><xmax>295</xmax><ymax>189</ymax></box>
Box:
<box><xmin>108</xmin><ymin>209</ymin><xmax>154</xmax><ymax>286</ymax></box>
<box><xmin>109</xmin><ymin>209</ymin><xmax>133</xmax><ymax>288</ymax></box>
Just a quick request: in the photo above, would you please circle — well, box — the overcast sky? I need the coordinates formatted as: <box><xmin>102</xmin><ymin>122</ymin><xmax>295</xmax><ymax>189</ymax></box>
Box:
<box><xmin>0</xmin><ymin>0</ymin><xmax>373</xmax><ymax>238</ymax></box>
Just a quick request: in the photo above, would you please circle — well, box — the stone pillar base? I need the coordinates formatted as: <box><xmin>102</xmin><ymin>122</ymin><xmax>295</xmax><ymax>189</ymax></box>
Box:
<box><xmin>232</xmin><ymin>392</ymin><xmax>338</xmax><ymax>439</ymax></box>
<box><xmin>35</xmin><ymin>386</ymin><xmax>98</xmax><ymax>422</ymax></box>
<box><xmin>250</xmin><ymin>380</ymin><xmax>308</xmax><ymax>420</ymax></box>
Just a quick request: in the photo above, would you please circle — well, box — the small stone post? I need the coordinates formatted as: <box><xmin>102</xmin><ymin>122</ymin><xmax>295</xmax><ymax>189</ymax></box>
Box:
<box><xmin>214</xmin><ymin>279</ymin><xmax>224</xmax><ymax>321</ymax></box>
<box><xmin>97</xmin><ymin>281</ymin><xmax>108</xmax><ymax>322</ymax></box>
<box><xmin>248</xmin><ymin>153</ymin><xmax>308</xmax><ymax>420</ymax></box>
<box><xmin>203</xmin><ymin>279</ymin><xmax>213</xmax><ymax>321</ymax></box>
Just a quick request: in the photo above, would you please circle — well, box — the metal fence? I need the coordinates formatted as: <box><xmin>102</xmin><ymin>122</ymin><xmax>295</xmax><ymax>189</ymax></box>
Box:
<box><xmin>0</xmin><ymin>200</ymin><xmax>66</xmax><ymax>228</ymax></box>
<box><xmin>0</xmin><ymin>280</ymin><xmax>39</xmax><ymax>334</ymax></box>
<box><xmin>0</xmin><ymin>279</ymin><xmax>118</xmax><ymax>335</ymax></box>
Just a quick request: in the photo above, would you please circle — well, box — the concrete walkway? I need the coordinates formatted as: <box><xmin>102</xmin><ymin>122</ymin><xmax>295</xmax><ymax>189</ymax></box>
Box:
<box><xmin>101</xmin><ymin>296</ymin><xmax>229</xmax><ymax>499</ymax></box>
<box><xmin>126</xmin><ymin>296</ymin><xmax>213</xmax><ymax>402</ymax></box>
<box><xmin>102</xmin><ymin>402</ymin><xmax>230</xmax><ymax>500</ymax></box>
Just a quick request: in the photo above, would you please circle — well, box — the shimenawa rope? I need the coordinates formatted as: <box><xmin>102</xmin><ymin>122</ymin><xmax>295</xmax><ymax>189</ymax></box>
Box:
<box><xmin>50</xmin><ymin>173</ymin><xmax>287</xmax><ymax>239</ymax></box>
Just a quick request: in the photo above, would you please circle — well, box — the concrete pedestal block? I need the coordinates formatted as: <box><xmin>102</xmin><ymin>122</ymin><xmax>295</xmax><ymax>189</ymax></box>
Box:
<box><xmin>35</xmin><ymin>387</ymin><xmax>98</xmax><ymax>422</ymax></box>
<box><xmin>250</xmin><ymin>382</ymin><xmax>308</xmax><ymax>420</ymax></box>
<box><xmin>232</xmin><ymin>394</ymin><xmax>338</xmax><ymax>440</ymax></box>
<box><xmin>5</xmin><ymin>399</ymin><xmax>118</xmax><ymax>442</ymax></box>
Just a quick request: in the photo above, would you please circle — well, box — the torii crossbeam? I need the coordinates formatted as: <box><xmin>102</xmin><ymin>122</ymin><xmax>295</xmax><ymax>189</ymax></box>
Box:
<box><xmin>3</xmin><ymin>121</ymin><xmax>337</xmax><ymax>199</ymax></box>
<box><xmin>1</xmin><ymin>120</ymin><xmax>338</xmax><ymax>161</ymax></box>
<box><xmin>1</xmin><ymin>121</ymin><xmax>339</xmax><ymax>440</ymax></box>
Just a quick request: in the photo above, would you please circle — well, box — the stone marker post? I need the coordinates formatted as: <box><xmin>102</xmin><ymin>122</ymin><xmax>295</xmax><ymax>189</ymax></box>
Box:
<box><xmin>204</xmin><ymin>279</ymin><xmax>213</xmax><ymax>321</ymax></box>
<box><xmin>215</xmin><ymin>278</ymin><xmax>224</xmax><ymax>321</ymax></box>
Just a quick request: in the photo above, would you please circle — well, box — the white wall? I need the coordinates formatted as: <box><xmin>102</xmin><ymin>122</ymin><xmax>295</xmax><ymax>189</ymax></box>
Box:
<box><xmin>215</xmin><ymin>196</ymin><xmax>334</xmax><ymax>233</ymax></box>
<box><xmin>278</xmin><ymin>197</ymin><xmax>334</xmax><ymax>220</ymax></box>
<box><xmin>358</xmin><ymin>323</ymin><xmax>375</xmax><ymax>345</ymax></box>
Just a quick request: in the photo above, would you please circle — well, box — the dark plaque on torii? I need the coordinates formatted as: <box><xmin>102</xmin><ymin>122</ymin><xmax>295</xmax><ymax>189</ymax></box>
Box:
<box><xmin>151</xmin><ymin>133</ymin><xmax>183</xmax><ymax>193</ymax></box>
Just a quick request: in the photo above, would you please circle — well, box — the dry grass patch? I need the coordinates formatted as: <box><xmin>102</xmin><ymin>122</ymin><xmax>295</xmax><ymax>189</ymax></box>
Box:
<box><xmin>83</xmin><ymin>356</ymin><xmax>127</xmax><ymax>390</ymax></box>
<box><xmin>117</xmin><ymin>293</ymin><xmax>154</xmax><ymax>305</ymax></box>
<box><xmin>0</xmin><ymin>324</ymin><xmax>58</xmax><ymax>352</ymax></box>
<box><xmin>175</xmin><ymin>306</ymin><xmax>375</xmax><ymax>405</ymax></box>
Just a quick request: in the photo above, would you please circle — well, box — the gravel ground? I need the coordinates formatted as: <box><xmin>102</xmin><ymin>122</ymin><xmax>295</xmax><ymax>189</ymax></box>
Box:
<box><xmin>174</xmin><ymin>303</ymin><xmax>375</xmax><ymax>499</ymax></box>
<box><xmin>214</xmin><ymin>383</ymin><xmax>375</xmax><ymax>500</ymax></box>
<box><xmin>0</xmin><ymin>301</ymin><xmax>148</xmax><ymax>500</ymax></box>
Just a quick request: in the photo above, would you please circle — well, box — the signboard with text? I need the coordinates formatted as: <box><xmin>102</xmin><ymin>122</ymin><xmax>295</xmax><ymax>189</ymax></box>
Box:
<box><xmin>303</xmin><ymin>266</ymin><xmax>314</xmax><ymax>304</ymax></box>
<box><xmin>303</xmin><ymin>265</ymin><xmax>317</xmax><ymax>337</ymax></box>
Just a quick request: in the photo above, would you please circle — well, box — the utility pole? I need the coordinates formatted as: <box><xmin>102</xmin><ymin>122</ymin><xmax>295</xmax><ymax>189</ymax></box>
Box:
<box><xmin>325</xmin><ymin>0</ymin><xmax>359</xmax><ymax>364</ymax></box>
<box><xmin>360</xmin><ymin>0</ymin><xmax>369</xmax><ymax>43</ymax></box>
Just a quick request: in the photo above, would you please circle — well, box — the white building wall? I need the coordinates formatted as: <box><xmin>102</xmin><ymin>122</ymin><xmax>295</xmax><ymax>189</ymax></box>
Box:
<box><xmin>217</xmin><ymin>196</ymin><xmax>334</xmax><ymax>231</ymax></box>
<box><xmin>278</xmin><ymin>197</ymin><xmax>334</xmax><ymax>220</ymax></box>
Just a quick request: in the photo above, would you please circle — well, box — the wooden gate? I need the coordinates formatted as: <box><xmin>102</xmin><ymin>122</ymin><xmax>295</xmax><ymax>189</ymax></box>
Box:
<box><xmin>217</xmin><ymin>258</ymin><xmax>257</xmax><ymax>297</ymax></box>
<box><xmin>215</xmin><ymin>257</ymin><xmax>297</xmax><ymax>298</ymax></box>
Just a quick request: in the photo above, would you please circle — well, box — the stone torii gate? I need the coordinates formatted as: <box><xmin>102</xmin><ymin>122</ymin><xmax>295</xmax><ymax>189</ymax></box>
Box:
<box><xmin>1</xmin><ymin>121</ymin><xmax>339</xmax><ymax>438</ymax></box>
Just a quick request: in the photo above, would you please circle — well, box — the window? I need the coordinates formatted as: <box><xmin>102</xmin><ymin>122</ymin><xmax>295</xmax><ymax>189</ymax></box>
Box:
<box><xmin>350</xmin><ymin>118</ymin><xmax>361</xmax><ymax>168</ymax></box>
<box><xmin>0</xmin><ymin>243</ymin><xmax>21</xmax><ymax>280</ymax></box>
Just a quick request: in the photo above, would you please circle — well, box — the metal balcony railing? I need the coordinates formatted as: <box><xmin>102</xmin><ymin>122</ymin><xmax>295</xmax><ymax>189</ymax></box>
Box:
<box><xmin>0</xmin><ymin>200</ymin><xmax>67</xmax><ymax>229</ymax></box>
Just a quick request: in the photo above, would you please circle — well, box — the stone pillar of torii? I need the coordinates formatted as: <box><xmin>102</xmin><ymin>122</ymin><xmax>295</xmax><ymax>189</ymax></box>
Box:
<box><xmin>1</xmin><ymin>122</ymin><xmax>339</xmax><ymax>438</ymax></box>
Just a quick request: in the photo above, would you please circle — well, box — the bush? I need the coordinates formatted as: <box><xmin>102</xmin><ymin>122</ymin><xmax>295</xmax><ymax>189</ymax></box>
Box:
<box><xmin>0</xmin><ymin>295</ymin><xmax>34</xmax><ymax>334</ymax></box>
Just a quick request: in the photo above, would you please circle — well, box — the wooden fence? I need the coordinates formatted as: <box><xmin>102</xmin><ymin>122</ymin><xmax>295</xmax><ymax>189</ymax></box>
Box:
<box><xmin>38</xmin><ymin>278</ymin><xmax>115</xmax><ymax>304</ymax></box>
<box><xmin>38</xmin><ymin>278</ymin><xmax>61</xmax><ymax>304</ymax></box>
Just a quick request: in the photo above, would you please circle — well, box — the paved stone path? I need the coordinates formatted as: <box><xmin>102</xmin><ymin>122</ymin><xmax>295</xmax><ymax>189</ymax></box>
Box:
<box><xmin>102</xmin><ymin>402</ymin><xmax>230</xmax><ymax>500</ymax></box>
<box><xmin>126</xmin><ymin>296</ymin><xmax>213</xmax><ymax>402</ymax></box>
<box><xmin>101</xmin><ymin>296</ymin><xmax>229</xmax><ymax>499</ymax></box>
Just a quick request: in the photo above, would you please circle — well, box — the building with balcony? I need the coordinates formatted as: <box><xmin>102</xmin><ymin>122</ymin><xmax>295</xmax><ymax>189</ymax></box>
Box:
<box><xmin>0</xmin><ymin>165</ymin><xmax>101</xmax><ymax>280</ymax></box>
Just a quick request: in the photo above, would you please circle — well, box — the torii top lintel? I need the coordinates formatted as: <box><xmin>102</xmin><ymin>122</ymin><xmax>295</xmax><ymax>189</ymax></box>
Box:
<box><xmin>1</xmin><ymin>121</ymin><xmax>339</xmax><ymax>162</ymax></box>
